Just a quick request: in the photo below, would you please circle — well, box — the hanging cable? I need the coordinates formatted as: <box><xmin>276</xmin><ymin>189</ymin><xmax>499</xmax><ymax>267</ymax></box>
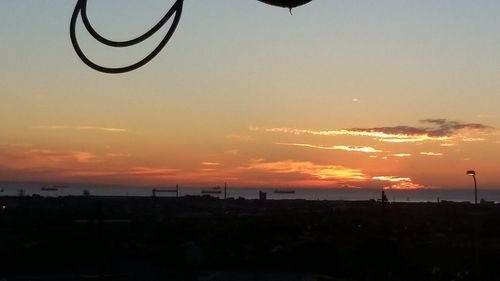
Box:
<box><xmin>70</xmin><ymin>0</ymin><xmax>184</xmax><ymax>74</ymax></box>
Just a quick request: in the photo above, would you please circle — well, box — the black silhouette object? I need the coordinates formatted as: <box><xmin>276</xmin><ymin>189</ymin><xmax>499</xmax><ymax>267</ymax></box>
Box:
<box><xmin>70</xmin><ymin>0</ymin><xmax>314</xmax><ymax>74</ymax></box>
<box><xmin>380</xmin><ymin>190</ymin><xmax>389</xmax><ymax>204</ymax></box>
<box><xmin>70</xmin><ymin>0</ymin><xmax>184</xmax><ymax>74</ymax></box>
<box><xmin>257</xmin><ymin>0</ymin><xmax>313</xmax><ymax>14</ymax></box>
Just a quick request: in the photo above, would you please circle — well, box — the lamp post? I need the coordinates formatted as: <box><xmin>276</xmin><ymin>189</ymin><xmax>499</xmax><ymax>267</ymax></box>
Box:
<box><xmin>466</xmin><ymin>170</ymin><xmax>478</xmax><ymax>204</ymax></box>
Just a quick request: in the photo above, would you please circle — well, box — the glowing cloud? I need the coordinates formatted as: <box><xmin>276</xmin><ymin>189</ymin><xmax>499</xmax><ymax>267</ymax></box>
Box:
<box><xmin>440</xmin><ymin>143</ymin><xmax>455</xmax><ymax>147</ymax></box>
<box><xmin>251</xmin><ymin>127</ymin><xmax>450</xmax><ymax>142</ymax></box>
<box><xmin>105</xmin><ymin>153</ymin><xmax>130</xmax><ymax>158</ymax></box>
<box><xmin>225</xmin><ymin>134</ymin><xmax>251</xmax><ymax>141</ymax></box>
<box><xmin>25</xmin><ymin>149</ymin><xmax>96</xmax><ymax>164</ymax></box>
<box><xmin>461</xmin><ymin>137</ymin><xmax>486</xmax><ymax>142</ymax></box>
<box><xmin>275</xmin><ymin>142</ymin><xmax>382</xmax><ymax>153</ymax></box>
<box><xmin>373</xmin><ymin>176</ymin><xmax>412</xmax><ymax>182</ymax></box>
<box><xmin>372</xmin><ymin>176</ymin><xmax>425</xmax><ymax>190</ymax></box>
<box><xmin>244</xmin><ymin>159</ymin><xmax>367</xmax><ymax>181</ymax></box>
<box><xmin>201</xmin><ymin>162</ymin><xmax>221</xmax><ymax>166</ymax></box>
<box><xmin>392</xmin><ymin>153</ymin><xmax>412</xmax><ymax>157</ymax></box>
<box><xmin>420</xmin><ymin>152</ymin><xmax>444</xmax><ymax>156</ymax></box>
<box><xmin>127</xmin><ymin>167</ymin><xmax>178</xmax><ymax>175</ymax></box>
<box><xmin>37</xmin><ymin>125</ymin><xmax>128</xmax><ymax>133</ymax></box>
<box><xmin>251</xmin><ymin>119</ymin><xmax>493</xmax><ymax>143</ymax></box>
<box><xmin>0</xmin><ymin>146</ymin><xmax>97</xmax><ymax>171</ymax></box>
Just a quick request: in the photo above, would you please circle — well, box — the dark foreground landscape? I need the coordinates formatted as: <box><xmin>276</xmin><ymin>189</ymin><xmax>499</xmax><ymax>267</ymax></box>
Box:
<box><xmin>1</xmin><ymin>196</ymin><xmax>499</xmax><ymax>281</ymax></box>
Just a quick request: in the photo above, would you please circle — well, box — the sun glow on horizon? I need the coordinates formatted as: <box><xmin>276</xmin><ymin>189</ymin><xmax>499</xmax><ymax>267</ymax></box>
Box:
<box><xmin>1</xmin><ymin>118</ymin><xmax>498</xmax><ymax>189</ymax></box>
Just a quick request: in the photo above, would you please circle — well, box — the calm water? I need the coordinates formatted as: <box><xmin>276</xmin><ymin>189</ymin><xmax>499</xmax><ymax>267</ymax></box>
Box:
<box><xmin>1</xmin><ymin>182</ymin><xmax>499</xmax><ymax>203</ymax></box>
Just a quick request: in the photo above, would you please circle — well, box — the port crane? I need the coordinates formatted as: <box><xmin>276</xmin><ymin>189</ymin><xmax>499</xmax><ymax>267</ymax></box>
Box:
<box><xmin>152</xmin><ymin>185</ymin><xmax>179</xmax><ymax>198</ymax></box>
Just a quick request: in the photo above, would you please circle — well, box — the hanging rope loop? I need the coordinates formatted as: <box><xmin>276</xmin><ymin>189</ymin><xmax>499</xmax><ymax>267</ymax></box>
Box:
<box><xmin>70</xmin><ymin>0</ymin><xmax>184</xmax><ymax>74</ymax></box>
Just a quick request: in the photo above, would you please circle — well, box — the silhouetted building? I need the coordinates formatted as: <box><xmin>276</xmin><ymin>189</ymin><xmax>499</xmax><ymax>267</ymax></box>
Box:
<box><xmin>259</xmin><ymin>191</ymin><xmax>267</xmax><ymax>201</ymax></box>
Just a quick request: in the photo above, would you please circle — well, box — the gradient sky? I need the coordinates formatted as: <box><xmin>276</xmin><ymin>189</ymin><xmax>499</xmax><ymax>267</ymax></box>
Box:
<box><xmin>1</xmin><ymin>0</ymin><xmax>499</xmax><ymax>189</ymax></box>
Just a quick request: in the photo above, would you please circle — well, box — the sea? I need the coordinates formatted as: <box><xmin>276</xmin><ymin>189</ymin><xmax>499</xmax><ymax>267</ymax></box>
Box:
<box><xmin>1</xmin><ymin>182</ymin><xmax>500</xmax><ymax>203</ymax></box>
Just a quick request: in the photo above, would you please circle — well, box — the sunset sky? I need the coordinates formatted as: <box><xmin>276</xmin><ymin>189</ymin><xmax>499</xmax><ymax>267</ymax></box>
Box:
<box><xmin>1</xmin><ymin>0</ymin><xmax>499</xmax><ymax>189</ymax></box>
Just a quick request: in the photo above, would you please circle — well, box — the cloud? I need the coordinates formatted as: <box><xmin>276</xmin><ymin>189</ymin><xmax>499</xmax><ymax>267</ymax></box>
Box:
<box><xmin>392</xmin><ymin>153</ymin><xmax>412</xmax><ymax>157</ymax></box>
<box><xmin>420</xmin><ymin>152</ymin><xmax>444</xmax><ymax>156</ymax></box>
<box><xmin>0</xmin><ymin>143</ymin><xmax>32</xmax><ymax>148</ymax></box>
<box><xmin>201</xmin><ymin>162</ymin><xmax>221</xmax><ymax>166</ymax></box>
<box><xmin>36</xmin><ymin>125</ymin><xmax>69</xmax><ymax>129</ymax></box>
<box><xmin>105</xmin><ymin>153</ymin><xmax>130</xmax><ymax>158</ymax></box>
<box><xmin>0</xmin><ymin>146</ymin><xmax>98</xmax><ymax>172</ymax></box>
<box><xmin>127</xmin><ymin>167</ymin><xmax>178</xmax><ymax>175</ymax></box>
<box><xmin>77</xmin><ymin>126</ymin><xmax>128</xmax><ymax>132</ymax></box>
<box><xmin>243</xmin><ymin>159</ymin><xmax>367</xmax><ymax>181</ymax></box>
<box><xmin>225</xmin><ymin>134</ymin><xmax>251</xmax><ymax>141</ymax></box>
<box><xmin>36</xmin><ymin>125</ymin><xmax>128</xmax><ymax>133</ymax></box>
<box><xmin>251</xmin><ymin>119</ymin><xmax>494</xmax><ymax>143</ymax></box>
<box><xmin>461</xmin><ymin>137</ymin><xmax>486</xmax><ymax>142</ymax></box>
<box><xmin>372</xmin><ymin>176</ymin><xmax>412</xmax><ymax>182</ymax></box>
<box><xmin>275</xmin><ymin>142</ymin><xmax>382</xmax><ymax>153</ymax></box>
<box><xmin>27</xmin><ymin>149</ymin><xmax>96</xmax><ymax>163</ymax></box>
<box><xmin>62</xmin><ymin>166</ymin><xmax>178</xmax><ymax>179</ymax></box>
<box><xmin>440</xmin><ymin>143</ymin><xmax>455</xmax><ymax>147</ymax></box>
<box><xmin>372</xmin><ymin>176</ymin><xmax>425</xmax><ymax>190</ymax></box>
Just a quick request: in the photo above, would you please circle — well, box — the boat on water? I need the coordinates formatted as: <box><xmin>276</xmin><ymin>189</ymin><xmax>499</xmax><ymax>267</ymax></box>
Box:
<box><xmin>274</xmin><ymin>189</ymin><xmax>295</xmax><ymax>194</ymax></box>
<box><xmin>201</xmin><ymin>187</ymin><xmax>222</xmax><ymax>194</ymax></box>
<box><xmin>41</xmin><ymin>186</ymin><xmax>58</xmax><ymax>191</ymax></box>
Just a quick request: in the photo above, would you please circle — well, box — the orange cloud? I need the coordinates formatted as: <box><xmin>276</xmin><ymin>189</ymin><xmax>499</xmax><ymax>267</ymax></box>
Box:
<box><xmin>244</xmin><ymin>159</ymin><xmax>367</xmax><ymax>181</ymax></box>
<box><xmin>37</xmin><ymin>125</ymin><xmax>128</xmax><ymax>133</ymax></box>
<box><xmin>372</xmin><ymin>176</ymin><xmax>412</xmax><ymax>182</ymax></box>
<box><xmin>275</xmin><ymin>142</ymin><xmax>382</xmax><ymax>153</ymax></box>
<box><xmin>62</xmin><ymin>166</ymin><xmax>179</xmax><ymax>181</ymax></box>
<box><xmin>461</xmin><ymin>137</ymin><xmax>486</xmax><ymax>142</ymax></box>
<box><xmin>225</xmin><ymin>134</ymin><xmax>251</xmax><ymax>141</ymax></box>
<box><xmin>201</xmin><ymin>162</ymin><xmax>221</xmax><ymax>166</ymax></box>
<box><xmin>251</xmin><ymin>127</ymin><xmax>451</xmax><ymax>142</ymax></box>
<box><xmin>105</xmin><ymin>153</ymin><xmax>130</xmax><ymax>158</ymax></box>
<box><xmin>251</xmin><ymin>119</ymin><xmax>494</xmax><ymax>143</ymax></box>
<box><xmin>420</xmin><ymin>152</ymin><xmax>444</xmax><ymax>156</ymax></box>
<box><xmin>372</xmin><ymin>176</ymin><xmax>425</xmax><ymax>190</ymax></box>
<box><xmin>0</xmin><ymin>147</ymin><xmax>97</xmax><ymax>170</ymax></box>
<box><xmin>392</xmin><ymin>153</ymin><xmax>412</xmax><ymax>157</ymax></box>
<box><xmin>127</xmin><ymin>167</ymin><xmax>178</xmax><ymax>176</ymax></box>
<box><xmin>440</xmin><ymin>143</ymin><xmax>455</xmax><ymax>147</ymax></box>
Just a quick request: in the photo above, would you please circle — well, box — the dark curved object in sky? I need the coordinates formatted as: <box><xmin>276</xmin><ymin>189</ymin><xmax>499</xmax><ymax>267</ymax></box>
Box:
<box><xmin>70</xmin><ymin>0</ymin><xmax>184</xmax><ymax>74</ymax></box>
<box><xmin>257</xmin><ymin>0</ymin><xmax>314</xmax><ymax>12</ymax></box>
<box><xmin>70</xmin><ymin>0</ymin><xmax>313</xmax><ymax>74</ymax></box>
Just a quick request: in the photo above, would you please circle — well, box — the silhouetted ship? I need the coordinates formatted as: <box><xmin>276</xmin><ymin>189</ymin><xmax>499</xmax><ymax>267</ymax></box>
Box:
<box><xmin>41</xmin><ymin>186</ymin><xmax>58</xmax><ymax>191</ymax></box>
<box><xmin>201</xmin><ymin>187</ymin><xmax>222</xmax><ymax>194</ymax></box>
<box><xmin>274</xmin><ymin>189</ymin><xmax>295</xmax><ymax>194</ymax></box>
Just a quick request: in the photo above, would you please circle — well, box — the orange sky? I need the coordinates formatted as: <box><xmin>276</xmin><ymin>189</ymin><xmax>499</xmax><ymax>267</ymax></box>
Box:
<box><xmin>1</xmin><ymin>1</ymin><xmax>499</xmax><ymax>189</ymax></box>
<box><xmin>1</xmin><ymin>119</ymin><xmax>498</xmax><ymax>189</ymax></box>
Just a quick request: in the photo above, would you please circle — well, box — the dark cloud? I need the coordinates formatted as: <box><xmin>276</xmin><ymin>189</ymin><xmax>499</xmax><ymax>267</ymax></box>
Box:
<box><xmin>350</xmin><ymin>119</ymin><xmax>492</xmax><ymax>137</ymax></box>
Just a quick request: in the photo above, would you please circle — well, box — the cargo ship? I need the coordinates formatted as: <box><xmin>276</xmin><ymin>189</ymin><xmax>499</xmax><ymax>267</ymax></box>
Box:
<box><xmin>201</xmin><ymin>187</ymin><xmax>222</xmax><ymax>194</ymax></box>
<box><xmin>273</xmin><ymin>189</ymin><xmax>295</xmax><ymax>194</ymax></box>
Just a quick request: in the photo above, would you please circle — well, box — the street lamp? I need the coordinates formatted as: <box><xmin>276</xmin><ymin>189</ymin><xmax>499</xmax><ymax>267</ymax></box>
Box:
<box><xmin>466</xmin><ymin>170</ymin><xmax>478</xmax><ymax>204</ymax></box>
